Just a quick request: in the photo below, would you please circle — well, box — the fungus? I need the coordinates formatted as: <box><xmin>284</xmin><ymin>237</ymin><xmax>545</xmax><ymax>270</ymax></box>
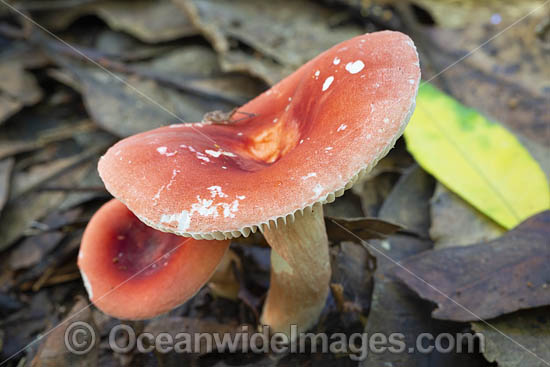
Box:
<box><xmin>78</xmin><ymin>199</ymin><xmax>230</xmax><ymax>319</ymax></box>
<box><xmin>95</xmin><ymin>31</ymin><xmax>420</xmax><ymax>335</ymax></box>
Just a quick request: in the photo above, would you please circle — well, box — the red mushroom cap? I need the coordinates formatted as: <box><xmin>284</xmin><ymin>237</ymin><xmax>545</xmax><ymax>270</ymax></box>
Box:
<box><xmin>78</xmin><ymin>199</ymin><xmax>230</xmax><ymax>319</ymax></box>
<box><xmin>99</xmin><ymin>31</ymin><xmax>420</xmax><ymax>238</ymax></box>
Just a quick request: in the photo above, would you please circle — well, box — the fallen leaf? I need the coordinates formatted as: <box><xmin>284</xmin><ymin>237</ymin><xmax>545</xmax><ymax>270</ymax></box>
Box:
<box><xmin>404</xmin><ymin>83</ymin><xmax>550</xmax><ymax>229</ymax></box>
<box><xmin>0</xmin><ymin>111</ymin><xmax>96</xmax><ymax>160</ymax></box>
<box><xmin>410</xmin><ymin>0</ymin><xmax>542</xmax><ymax>29</ymax></box>
<box><xmin>218</xmin><ymin>49</ymin><xmax>292</xmax><ymax>86</ymax></box>
<box><xmin>39</xmin><ymin>0</ymin><xmax>198</xmax><ymax>43</ymax></box>
<box><xmin>0</xmin><ymin>158</ymin><xmax>14</xmax><ymax>213</ymax></box>
<box><xmin>9</xmin><ymin>208</ymin><xmax>82</xmax><ymax>270</ymax></box>
<box><xmin>323</xmin><ymin>190</ymin><xmax>365</xmax><ymax>218</ymax></box>
<box><xmin>9</xmin><ymin>233</ymin><xmax>65</xmax><ymax>271</ymax></box>
<box><xmin>31</xmin><ymin>296</ymin><xmax>98</xmax><ymax>367</ymax></box>
<box><xmin>472</xmin><ymin>307</ymin><xmax>550</xmax><ymax>367</ymax></box>
<box><xmin>326</xmin><ymin>217</ymin><xmax>402</xmax><ymax>243</ymax></box>
<box><xmin>8</xmin><ymin>145</ymin><xmax>103</xmax><ymax>202</ymax></box>
<box><xmin>0</xmin><ymin>60</ymin><xmax>42</xmax><ymax>124</ymax></box>
<box><xmin>358</xmin><ymin>161</ymin><xmax>486</xmax><ymax>365</ymax></box>
<box><xmin>394</xmin><ymin>210</ymin><xmax>550</xmax><ymax>322</ymax></box>
<box><xmin>377</xmin><ymin>164</ymin><xmax>435</xmax><ymax>237</ymax></box>
<box><xmin>351</xmin><ymin>172</ymin><xmax>399</xmax><ymax>217</ymax></box>
<box><xmin>55</xmin><ymin>48</ymin><xmax>262</xmax><ymax>137</ymax></box>
<box><xmin>408</xmin><ymin>4</ymin><xmax>550</xmax><ymax>146</ymax></box>
<box><xmin>68</xmin><ymin>66</ymin><xmax>185</xmax><ymax>136</ymax></box>
<box><xmin>133</xmin><ymin>46</ymin><xmax>265</xmax><ymax>104</ymax></box>
<box><xmin>177</xmin><ymin>0</ymin><xmax>362</xmax><ymax>66</ymax></box>
<box><xmin>1</xmin><ymin>291</ymin><xmax>55</xmax><ymax>360</ymax></box>
<box><xmin>0</xmin><ymin>161</ymin><xmax>92</xmax><ymax>252</ymax></box>
<box><xmin>58</xmin><ymin>159</ymin><xmax>108</xmax><ymax>211</ymax></box>
<box><xmin>350</xmin><ymin>140</ymin><xmax>415</xmax><ymax>217</ymax></box>
<box><xmin>430</xmin><ymin>182</ymin><xmax>505</xmax><ymax>249</ymax></box>
<box><xmin>329</xmin><ymin>241</ymin><xmax>374</xmax><ymax>317</ymax></box>
<box><xmin>176</xmin><ymin>0</ymin><xmax>363</xmax><ymax>83</ymax></box>
<box><xmin>362</xmin><ymin>235</ymin><xmax>486</xmax><ymax>366</ymax></box>
<box><xmin>361</xmin><ymin>139</ymin><xmax>415</xmax><ymax>180</ymax></box>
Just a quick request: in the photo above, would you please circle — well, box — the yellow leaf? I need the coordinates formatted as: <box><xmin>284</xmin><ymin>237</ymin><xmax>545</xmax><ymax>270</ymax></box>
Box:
<box><xmin>404</xmin><ymin>83</ymin><xmax>550</xmax><ymax>229</ymax></box>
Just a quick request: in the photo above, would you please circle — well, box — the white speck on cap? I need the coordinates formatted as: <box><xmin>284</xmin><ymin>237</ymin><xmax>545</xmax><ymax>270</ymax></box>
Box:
<box><xmin>205</xmin><ymin>149</ymin><xmax>236</xmax><ymax>158</ymax></box>
<box><xmin>333</xmin><ymin>57</ymin><xmax>341</xmax><ymax>65</ymax></box>
<box><xmin>322</xmin><ymin>76</ymin><xmax>334</xmax><ymax>91</ymax></box>
<box><xmin>345</xmin><ymin>60</ymin><xmax>365</xmax><ymax>74</ymax></box>
<box><xmin>208</xmin><ymin>186</ymin><xmax>228</xmax><ymax>198</ymax></box>
<box><xmin>157</xmin><ymin>146</ymin><xmax>177</xmax><ymax>156</ymax></box>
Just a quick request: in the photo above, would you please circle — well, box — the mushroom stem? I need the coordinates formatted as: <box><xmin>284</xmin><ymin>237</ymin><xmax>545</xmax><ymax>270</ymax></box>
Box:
<box><xmin>260</xmin><ymin>203</ymin><xmax>331</xmax><ymax>338</ymax></box>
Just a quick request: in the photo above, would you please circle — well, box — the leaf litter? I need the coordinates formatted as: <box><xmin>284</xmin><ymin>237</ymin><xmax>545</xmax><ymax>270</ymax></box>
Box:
<box><xmin>0</xmin><ymin>0</ymin><xmax>548</xmax><ymax>365</ymax></box>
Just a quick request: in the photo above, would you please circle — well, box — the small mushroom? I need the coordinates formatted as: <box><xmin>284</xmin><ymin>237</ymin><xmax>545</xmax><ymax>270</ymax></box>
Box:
<box><xmin>97</xmin><ymin>31</ymin><xmax>420</xmax><ymax>334</ymax></box>
<box><xmin>78</xmin><ymin>199</ymin><xmax>230</xmax><ymax>319</ymax></box>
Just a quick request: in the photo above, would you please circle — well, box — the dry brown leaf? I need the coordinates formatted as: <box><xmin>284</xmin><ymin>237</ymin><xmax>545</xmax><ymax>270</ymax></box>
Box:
<box><xmin>38</xmin><ymin>0</ymin><xmax>198</xmax><ymax>43</ymax></box>
<box><xmin>9</xmin><ymin>208</ymin><xmax>82</xmax><ymax>270</ymax></box>
<box><xmin>411</xmin><ymin>0</ymin><xmax>544</xmax><ymax>29</ymax></box>
<box><xmin>0</xmin><ymin>61</ymin><xmax>42</xmax><ymax>125</ymax></box>
<box><xmin>330</xmin><ymin>241</ymin><xmax>375</xmax><ymax>316</ymax></box>
<box><xmin>377</xmin><ymin>164</ymin><xmax>435</xmax><ymax>237</ymax></box>
<box><xmin>55</xmin><ymin>46</ymin><xmax>263</xmax><ymax>137</ymax></box>
<box><xmin>133</xmin><ymin>46</ymin><xmax>266</xmax><ymax>103</ymax></box>
<box><xmin>472</xmin><ymin>307</ymin><xmax>550</xmax><ymax>367</ymax></box>
<box><xmin>410</xmin><ymin>4</ymin><xmax>550</xmax><ymax>146</ymax></box>
<box><xmin>0</xmin><ymin>158</ymin><xmax>14</xmax><ymax>213</ymax></box>
<box><xmin>31</xmin><ymin>296</ymin><xmax>98</xmax><ymax>367</ymax></box>
<box><xmin>362</xmin><ymin>235</ymin><xmax>486</xmax><ymax>366</ymax></box>
<box><xmin>394</xmin><ymin>210</ymin><xmax>550</xmax><ymax>321</ymax></box>
<box><xmin>430</xmin><ymin>183</ymin><xmax>505</xmax><ymax>249</ymax></box>
<box><xmin>8</xmin><ymin>145</ymin><xmax>103</xmax><ymax>201</ymax></box>
<box><xmin>0</xmin><ymin>161</ymin><xmax>92</xmax><ymax>251</ymax></box>
<box><xmin>176</xmin><ymin>0</ymin><xmax>363</xmax><ymax>84</ymax></box>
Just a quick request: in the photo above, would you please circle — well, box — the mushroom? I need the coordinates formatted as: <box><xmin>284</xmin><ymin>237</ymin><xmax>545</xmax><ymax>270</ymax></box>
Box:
<box><xmin>96</xmin><ymin>31</ymin><xmax>420</xmax><ymax>334</ymax></box>
<box><xmin>78</xmin><ymin>199</ymin><xmax>230</xmax><ymax>319</ymax></box>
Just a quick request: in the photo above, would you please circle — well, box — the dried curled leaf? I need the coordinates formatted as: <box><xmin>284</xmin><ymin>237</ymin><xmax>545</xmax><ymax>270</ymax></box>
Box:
<box><xmin>176</xmin><ymin>0</ymin><xmax>363</xmax><ymax>83</ymax></box>
<box><xmin>39</xmin><ymin>0</ymin><xmax>198</xmax><ymax>43</ymax></box>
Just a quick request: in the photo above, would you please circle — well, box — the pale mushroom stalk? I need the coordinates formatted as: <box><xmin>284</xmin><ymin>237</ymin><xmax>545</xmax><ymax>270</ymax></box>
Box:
<box><xmin>261</xmin><ymin>203</ymin><xmax>330</xmax><ymax>336</ymax></box>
